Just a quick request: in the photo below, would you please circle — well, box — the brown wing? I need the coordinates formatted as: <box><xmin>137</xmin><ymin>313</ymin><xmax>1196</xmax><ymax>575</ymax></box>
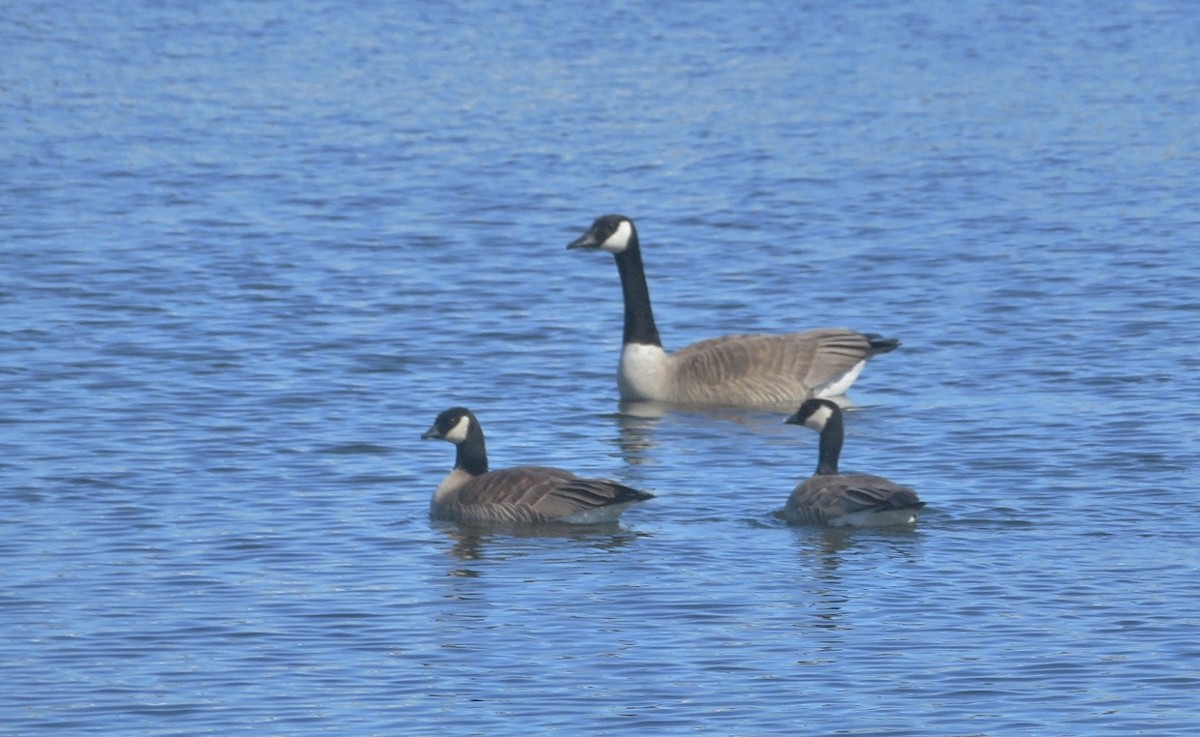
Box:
<box><xmin>668</xmin><ymin>329</ymin><xmax>875</xmax><ymax>405</ymax></box>
<box><xmin>784</xmin><ymin>473</ymin><xmax>922</xmax><ymax>526</ymax></box>
<box><xmin>436</xmin><ymin>466</ymin><xmax>651</xmax><ymax>524</ymax></box>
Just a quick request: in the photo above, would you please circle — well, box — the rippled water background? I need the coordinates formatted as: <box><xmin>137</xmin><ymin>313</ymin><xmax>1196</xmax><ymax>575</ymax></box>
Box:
<box><xmin>4</xmin><ymin>2</ymin><xmax>1199</xmax><ymax>735</ymax></box>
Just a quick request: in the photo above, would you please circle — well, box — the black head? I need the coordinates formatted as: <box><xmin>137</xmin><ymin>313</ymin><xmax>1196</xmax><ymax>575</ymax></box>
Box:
<box><xmin>422</xmin><ymin>406</ymin><xmax>477</xmax><ymax>444</ymax></box>
<box><xmin>784</xmin><ymin>398</ymin><xmax>841</xmax><ymax>432</ymax></box>
<box><xmin>567</xmin><ymin>214</ymin><xmax>637</xmax><ymax>253</ymax></box>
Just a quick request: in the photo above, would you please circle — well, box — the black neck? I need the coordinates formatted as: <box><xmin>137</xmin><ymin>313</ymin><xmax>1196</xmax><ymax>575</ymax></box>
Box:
<box><xmin>815</xmin><ymin>411</ymin><xmax>844</xmax><ymax>476</ymax></box>
<box><xmin>454</xmin><ymin>421</ymin><xmax>489</xmax><ymax>476</ymax></box>
<box><xmin>614</xmin><ymin>236</ymin><xmax>662</xmax><ymax>347</ymax></box>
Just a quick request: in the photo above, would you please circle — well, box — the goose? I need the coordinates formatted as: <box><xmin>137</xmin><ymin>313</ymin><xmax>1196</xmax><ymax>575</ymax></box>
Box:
<box><xmin>567</xmin><ymin>214</ymin><xmax>899</xmax><ymax>407</ymax></box>
<box><xmin>421</xmin><ymin>407</ymin><xmax>653</xmax><ymax>524</ymax></box>
<box><xmin>782</xmin><ymin>398</ymin><xmax>923</xmax><ymax>527</ymax></box>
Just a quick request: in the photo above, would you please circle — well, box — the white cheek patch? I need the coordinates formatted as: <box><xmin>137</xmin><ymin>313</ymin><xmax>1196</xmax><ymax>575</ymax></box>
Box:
<box><xmin>600</xmin><ymin>220</ymin><xmax>632</xmax><ymax>253</ymax></box>
<box><xmin>804</xmin><ymin>405</ymin><xmax>834</xmax><ymax>432</ymax></box>
<box><xmin>443</xmin><ymin>414</ymin><xmax>471</xmax><ymax>443</ymax></box>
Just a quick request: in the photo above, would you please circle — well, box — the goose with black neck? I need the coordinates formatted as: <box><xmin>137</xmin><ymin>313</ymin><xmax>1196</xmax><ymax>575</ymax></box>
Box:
<box><xmin>422</xmin><ymin>407</ymin><xmax>654</xmax><ymax>525</ymax></box>
<box><xmin>781</xmin><ymin>398</ymin><xmax>924</xmax><ymax>527</ymax></box>
<box><xmin>567</xmin><ymin>214</ymin><xmax>900</xmax><ymax>407</ymax></box>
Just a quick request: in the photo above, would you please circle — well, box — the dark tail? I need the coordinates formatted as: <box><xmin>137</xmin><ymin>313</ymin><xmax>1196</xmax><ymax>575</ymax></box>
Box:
<box><xmin>616</xmin><ymin>483</ymin><xmax>655</xmax><ymax>504</ymax></box>
<box><xmin>864</xmin><ymin>333</ymin><xmax>901</xmax><ymax>356</ymax></box>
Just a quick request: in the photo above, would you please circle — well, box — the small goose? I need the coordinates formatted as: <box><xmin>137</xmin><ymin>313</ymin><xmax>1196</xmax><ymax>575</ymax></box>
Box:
<box><xmin>421</xmin><ymin>407</ymin><xmax>653</xmax><ymax>524</ymax></box>
<box><xmin>782</xmin><ymin>398</ymin><xmax>923</xmax><ymax>527</ymax></box>
<box><xmin>567</xmin><ymin>214</ymin><xmax>900</xmax><ymax>407</ymax></box>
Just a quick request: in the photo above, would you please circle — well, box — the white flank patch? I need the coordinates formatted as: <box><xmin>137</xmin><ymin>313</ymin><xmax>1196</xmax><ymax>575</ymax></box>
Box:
<box><xmin>600</xmin><ymin>219</ymin><xmax>633</xmax><ymax>253</ymax></box>
<box><xmin>618</xmin><ymin>343</ymin><xmax>672</xmax><ymax>401</ymax></box>
<box><xmin>803</xmin><ymin>403</ymin><xmax>835</xmax><ymax>432</ymax></box>
<box><xmin>442</xmin><ymin>414</ymin><xmax>471</xmax><ymax>444</ymax></box>
<box><xmin>831</xmin><ymin>508</ymin><xmax>918</xmax><ymax>528</ymax></box>
<box><xmin>814</xmin><ymin>360</ymin><xmax>866</xmax><ymax>399</ymax></box>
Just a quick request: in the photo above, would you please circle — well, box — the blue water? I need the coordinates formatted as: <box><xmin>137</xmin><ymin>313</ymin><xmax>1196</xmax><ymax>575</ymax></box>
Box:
<box><xmin>4</xmin><ymin>1</ymin><xmax>1199</xmax><ymax>735</ymax></box>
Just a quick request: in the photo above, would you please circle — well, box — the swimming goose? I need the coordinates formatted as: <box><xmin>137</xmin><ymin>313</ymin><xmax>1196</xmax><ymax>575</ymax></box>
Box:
<box><xmin>421</xmin><ymin>407</ymin><xmax>653</xmax><ymax>524</ymax></box>
<box><xmin>782</xmin><ymin>398</ymin><xmax>923</xmax><ymax>527</ymax></box>
<box><xmin>567</xmin><ymin>214</ymin><xmax>899</xmax><ymax>407</ymax></box>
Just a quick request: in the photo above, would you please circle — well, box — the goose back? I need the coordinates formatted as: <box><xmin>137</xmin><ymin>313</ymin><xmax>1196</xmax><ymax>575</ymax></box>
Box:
<box><xmin>784</xmin><ymin>473</ymin><xmax>924</xmax><ymax>527</ymax></box>
<box><xmin>663</xmin><ymin>329</ymin><xmax>888</xmax><ymax>406</ymax></box>
<box><xmin>432</xmin><ymin>466</ymin><xmax>649</xmax><ymax>524</ymax></box>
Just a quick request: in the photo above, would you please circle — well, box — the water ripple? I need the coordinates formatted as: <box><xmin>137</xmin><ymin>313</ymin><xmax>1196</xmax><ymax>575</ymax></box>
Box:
<box><xmin>4</xmin><ymin>1</ymin><xmax>1200</xmax><ymax>735</ymax></box>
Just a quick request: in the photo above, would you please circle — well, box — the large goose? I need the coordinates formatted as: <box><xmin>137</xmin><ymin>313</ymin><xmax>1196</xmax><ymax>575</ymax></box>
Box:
<box><xmin>421</xmin><ymin>407</ymin><xmax>653</xmax><ymax>524</ymax></box>
<box><xmin>567</xmin><ymin>214</ymin><xmax>899</xmax><ymax>407</ymax></box>
<box><xmin>782</xmin><ymin>398</ymin><xmax>923</xmax><ymax>527</ymax></box>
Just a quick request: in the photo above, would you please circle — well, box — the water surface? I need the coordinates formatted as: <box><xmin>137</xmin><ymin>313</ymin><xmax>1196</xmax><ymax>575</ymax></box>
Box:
<box><xmin>3</xmin><ymin>2</ymin><xmax>1199</xmax><ymax>735</ymax></box>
